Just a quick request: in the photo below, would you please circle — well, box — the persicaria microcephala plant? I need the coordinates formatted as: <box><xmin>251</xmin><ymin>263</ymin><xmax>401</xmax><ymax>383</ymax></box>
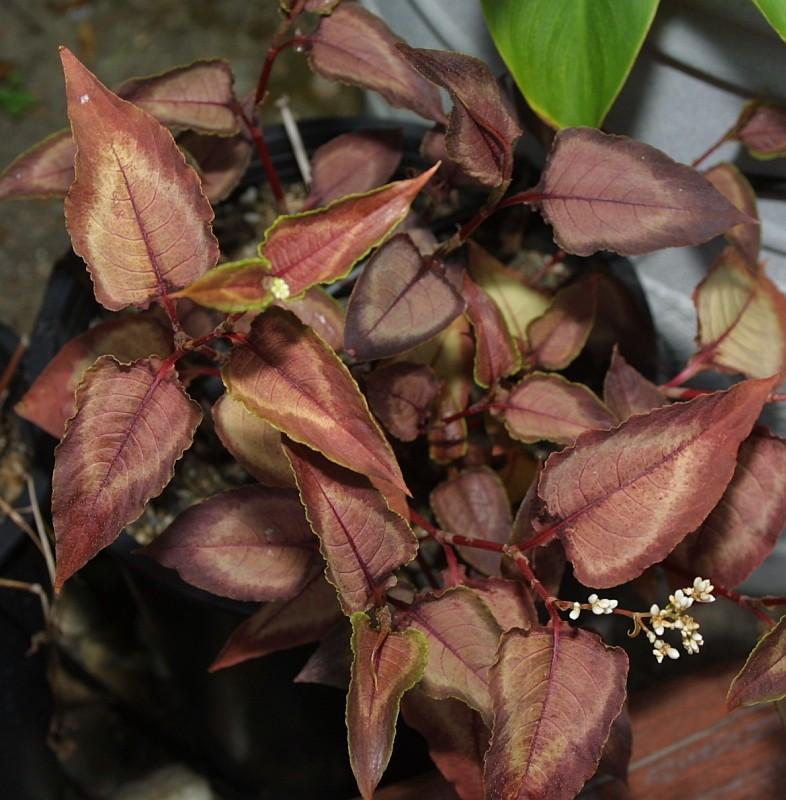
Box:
<box><xmin>4</xmin><ymin>1</ymin><xmax>786</xmax><ymax>798</ymax></box>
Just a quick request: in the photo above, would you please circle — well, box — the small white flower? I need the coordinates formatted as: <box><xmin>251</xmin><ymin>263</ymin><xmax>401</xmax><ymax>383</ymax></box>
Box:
<box><xmin>653</xmin><ymin>639</ymin><xmax>680</xmax><ymax>663</ymax></box>
<box><xmin>691</xmin><ymin>577</ymin><xmax>715</xmax><ymax>603</ymax></box>
<box><xmin>588</xmin><ymin>594</ymin><xmax>617</xmax><ymax>615</ymax></box>
<box><xmin>263</xmin><ymin>275</ymin><xmax>291</xmax><ymax>300</ymax></box>
<box><xmin>669</xmin><ymin>589</ymin><xmax>694</xmax><ymax>611</ymax></box>
<box><xmin>646</xmin><ymin>630</ymin><xmax>657</xmax><ymax>644</ymax></box>
<box><xmin>569</xmin><ymin>602</ymin><xmax>581</xmax><ymax>620</ymax></box>
<box><xmin>649</xmin><ymin>604</ymin><xmax>669</xmax><ymax>635</ymax></box>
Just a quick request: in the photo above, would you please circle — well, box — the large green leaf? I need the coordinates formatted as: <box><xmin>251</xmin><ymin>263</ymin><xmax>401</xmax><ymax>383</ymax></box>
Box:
<box><xmin>482</xmin><ymin>0</ymin><xmax>660</xmax><ymax>129</ymax></box>
<box><xmin>753</xmin><ymin>0</ymin><xmax>786</xmax><ymax>41</ymax></box>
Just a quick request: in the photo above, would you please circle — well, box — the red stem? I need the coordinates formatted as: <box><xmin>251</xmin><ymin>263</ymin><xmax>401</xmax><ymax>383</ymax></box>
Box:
<box><xmin>691</xmin><ymin>131</ymin><xmax>732</xmax><ymax>169</ymax></box>
<box><xmin>759</xmin><ymin>596</ymin><xmax>786</xmax><ymax>607</ymax></box>
<box><xmin>526</xmin><ymin>250</ymin><xmax>566</xmax><ymax>287</ymax></box>
<box><xmin>0</xmin><ymin>335</ymin><xmax>27</xmax><ymax>400</ymax></box>
<box><xmin>660</xmin><ymin>348</ymin><xmax>714</xmax><ymax>389</ymax></box>
<box><xmin>233</xmin><ymin>101</ymin><xmax>288</xmax><ymax>213</ymax></box>
<box><xmin>713</xmin><ymin>584</ymin><xmax>775</xmax><ymax>628</ymax></box>
<box><xmin>255</xmin><ymin>37</ymin><xmax>307</xmax><ymax>106</ymax></box>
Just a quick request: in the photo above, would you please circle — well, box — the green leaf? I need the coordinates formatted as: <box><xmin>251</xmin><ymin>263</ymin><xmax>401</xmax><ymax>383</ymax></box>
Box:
<box><xmin>482</xmin><ymin>0</ymin><xmax>660</xmax><ymax>129</ymax></box>
<box><xmin>753</xmin><ymin>0</ymin><xmax>786</xmax><ymax>41</ymax></box>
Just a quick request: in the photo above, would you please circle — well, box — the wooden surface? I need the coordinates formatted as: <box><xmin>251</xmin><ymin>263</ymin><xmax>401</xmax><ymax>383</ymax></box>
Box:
<box><xmin>371</xmin><ymin>661</ymin><xmax>786</xmax><ymax>799</ymax></box>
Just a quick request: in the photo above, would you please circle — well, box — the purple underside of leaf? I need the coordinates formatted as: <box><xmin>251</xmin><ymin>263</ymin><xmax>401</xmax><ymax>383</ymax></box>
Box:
<box><xmin>534</xmin><ymin>127</ymin><xmax>751</xmax><ymax>257</ymax></box>
<box><xmin>727</xmin><ymin>614</ymin><xmax>786</xmax><ymax>709</ymax></box>
<box><xmin>602</xmin><ymin>345</ymin><xmax>666</xmax><ymax>422</ymax></box>
<box><xmin>52</xmin><ymin>356</ymin><xmax>201</xmax><ymax>591</ymax></box>
<box><xmin>344</xmin><ymin>234</ymin><xmax>465</xmax><ymax>360</ymax></box>
<box><xmin>142</xmin><ymin>485</ymin><xmax>320</xmax><ymax>602</ymax></box>
<box><xmin>0</xmin><ymin>129</ymin><xmax>76</xmax><ymax>199</ymax></box>
<box><xmin>537</xmin><ymin>376</ymin><xmax>777</xmax><ymax>588</ymax></box>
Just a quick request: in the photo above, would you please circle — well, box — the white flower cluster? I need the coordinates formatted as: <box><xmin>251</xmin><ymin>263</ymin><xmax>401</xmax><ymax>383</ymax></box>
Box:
<box><xmin>568</xmin><ymin>594</ymin><xmax>618</xmax><ymax>620</ymax></box>
<box><xmin>646</xmin><ymin>577</ymin><xmax>714</xmax><ymax>663</ymax></box>
<box><xmin>263</xmin><ymin>275</ymin><xmax>291</xmax><ymax>300</ymax></box>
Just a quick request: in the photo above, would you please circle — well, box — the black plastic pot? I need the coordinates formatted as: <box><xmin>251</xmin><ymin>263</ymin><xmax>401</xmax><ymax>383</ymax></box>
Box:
<box><xmin>8</xmin><ymin>117</ymin><xmax>657</xmax><ymax>799</ymax></box>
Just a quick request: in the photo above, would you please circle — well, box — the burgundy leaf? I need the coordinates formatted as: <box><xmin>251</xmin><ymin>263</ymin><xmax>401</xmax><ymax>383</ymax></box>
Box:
<box><xmin>705</xmin><ymin>162</ymin><xmax>760</xmax><ymax>267</ymax></box>
<box><xmin>179</xmin><ymin>129</ymin><xmax>252</xmax><ymax>204</ymax></box>
<box><xmin>283</xmin><ymin>439</ymin><xmax>417</xmax><ymax>614</ymax></box>
<box><xmin>345</xmin><ymin>235</ymin><xmax>465</xmax><ymax>360</ymax></box>
<box><xmin>52</xmin><ymin>356</ymin><xmax>201</xmax><ymax>591</ymax></box>
<box><xmin>420</xmin><ymin>128</ymin><xmax>480</xmax><ymax>189</ymax></box>
<box><xmin>694</xmin><ymin>246</ymin><xmax>786</xmax><ymax>379</ymax></box>
<box><xmin>224</xmin><ymin>307</ymin><xmax>407</xmax><ymax>493</ymax></box>
<box><xmin>431</xmin><ymin>467</ymin><xmax>512</xmax><ymax>577</ymax></box>
<box><xmin>116</xmin><ymin>59</ymin><xmax>238</xmax><ymax>135</ymax></box>
<box><xmin>670</xmin><ymin>429</ymin><xmax>786</xmax><ymax>588</ymax></box>
<box><xmin>0</xmin><ymin>129</ymin><xmax>75</xmax><ymax>200</ymax></box>
<box><xmin>212</xmin><ymin>394</ymin><xmax>294</xmax><ymax>488</ymax></box>
<box><xmin>735</xmin><ymin>101</ymin><xmax>786</xmax><ymax>159</ymax></box>
<box><xmin>366</xmin><ymin>362</ymin><xmax>441</xmax><ymax>442</ymax></box>
<box><xmin>527</xmin><ymin>278</ymin><xmax>597</xmax><ymax>371</ymax></box>
<box><xmin>463</xmin><ymin>273</ymin><xmax>521</xmax><ymax>387</ymax></box>
<box><xmin>309</xmin><ymin>4</ymin><xmax>446</xmax><ymax>123</ymax></box>
<box><xmin>294</xmin><ymin>620</ymin><xmax>352</xmax><ymax>689</ymax></box>
<box><xmin>209</xmin><ymin>573</ymin><xmax>341</xmax><ymax>670</ymax></box>
<box><xmin>467</xmin><ymin>241</ymin><xmax>549</xmax><ymax>353</ymax></box>
<box><xmin>485</xmin><ymin>627</ymin><xmax>628</xmax><ymax>800</ymax></box>
<box><xmin>400</xmin><ymin>47</ymin><xmax>522</xmax><ymax>188</ymax></box>
<box><xmin>401</xmin><ymin>690</ymin><xmax>488</xmax><ymax>800</ymax></box>
<box><xmin>727</xmin><ymin>615</ymin><xmax>786</xmax><ymax>709</ymax></box>
<box><xmin>464</xmin><ymin>578</ymin><xmax>537</xmax><ymax>633</ymax></box>
<box><xmin>401</xmin><ymin>587</ymin><xmax>501</xmax><ymax>722</ymax></box>
<box><xmin>143</xmin><ymin>486</ymin><xmax>318</xmax><ymax>601</ymax></box>
<box><xmin>61</xmin><ymin>48</ymin><xmax>219</xmax><ymax>310</ymax></box>
<box><xmin>533</xmin><ymin>127</ymin><xmax>750</xmax><ymax>257</ymax></box>
<box><xmin>502</xmin><ymin>373</ymin><xmax>616</xmax><ymax>446</ymax></box>
<box><xmin>347</xmin><ymin>612</ymin><xmax>428</xmax><ymax>800</ymax></box>
<box><xmin>598</xmin><ymin>705</ymin><xmax>632</xmax><ymax>783</ymax></box>
<box><xmin>279</xmin><ymin>285</ymin><xmax>345</xmax><ymax>352</ymax></box>
<box><xmin>602</xmin><ymin>344</ymin><xmax>666</xmax><ymax>422</ymax></box>
<box><xmin>305</xmin><ymin>129</ymin><xmax>403</xmax><ymax>209</ymax></box>
<box><xmin>15</xmin><ymin>314</ymin><xmax>173</xmax><ymax>439</ymax></box>
<box><xmin>537</xmin><ymin>377</ymin><xmax>777</xmax><ymax>588</ymax></box>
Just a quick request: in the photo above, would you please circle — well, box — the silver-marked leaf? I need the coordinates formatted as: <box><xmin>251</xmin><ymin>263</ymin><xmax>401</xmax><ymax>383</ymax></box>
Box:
<box><xmin>694</xmin><ymin>247</ymin><xmax>786</xmax><ymax>379</ymax></box>
<box><xmin>502</xmin><ymin>373</ymin><xmax>616</xmax><ymax>446</ymax></box>
<box><xmin>309</xmin><ymin>4</ymin><xmax>446</xmax><ymax>123</ymax></box>
<box><xmin>345</xmin><ymin>235</ymin><xmax>465</xmax><ymax>361</ymax></box>
<box><xmin>16</xmin><ymin>314</ymin><xmax>173</xmax><ymax>439</ymax></box>
<box><xmin>305</xmin><ymin>129</ymin><xmax>403</xmax><ymax>209</ymax></box>
<box><xmin>537</xmin><ymin>377</ymin><xmax>777</xmax><ymax>588</ymax></box>
<box><xmin>52</xmin><ymin>356</ymin><xmax>201</xmax><ymax>591</ymax></box>
<box><xmin>463</xmin><ymin>273</ymin><xmax>521</xmax><ymax>387</ymax></box>
<box><xmin>727</xmin><ymin>615</ymin><xmax>786</xmax><ymax>709</ymax></box>
<box><xmin>61</xmin><ymin>48</ymin><xmax>219</xmax><ymax>310</ymax></box>
<box><xmin>366</xmin><ymin>362</ymin><xmax>441</xmax><ymax>442</ymax></box>
<box><xmin>0</xmin><ymin>129</ymin><xmax>75</xmax><ymax>200</ymax></box>
<box><xmin>602</xmin><ymin>344</ymin><xmax>666</xmax><ymax>422</ymax></box>
<box><xmin>431</xmin><ymin>467</ymin><xmax>512</xmax><ymax>577</ymax></box>
<box><xmin>527</xmin><ymin>278</ymin><xmax>597</xmax><ymax>371</ymax></box>
<box><xmin>533</xmin><ymin>127</ymin><xmax>750</xmax><ymax>257</ymax></box>
<box><xmin>143</xmin><ymin>486</ymin><xmax>318</xmax><ymax>601</ymax></box>
<box><xmin>212</xmin><ymin>394</ymin><xmax>293</xmax><ymax>488</ymax></box>
<box><xmin>116</xmin><ymin>59</ymin><xmax>238</xmax><ymax>135</ymax></box>
<box><xmin>485</xmin><ymin>627</ymin><xmax>628</xmax><ymax>800</ymax></box>
<box><xmin>347</xmin><ymin>612</ymin><xmax>428</xmax><ymax>800</ymax></box>
<box><xmin>224</xmin><ymin>307</ymin><xmax>407</xmax><ymax>493</ymax></box>
<box><xmin>209</xmin><ymin>573</ymin><xmax>341</xmax><ymax>670</ymax></box>
<box><xmin>399</xmin><ymin>46</ymin><xmax>522</xmax><ymax>188</ymax></box>
<box><xmin>402</xmin><ymin>587</ymin><xmax>502</xmax><ymax>723</ymax></box>
<box><xmin>401</xmin><ymin>691</ymin><xmax>488</xmax><ymax>800</ymax></box>
<box><xmin>283</xmin><ymin>439</ymin><xmax>417</xmax><ymax>615</ymax></box>
<box><xmin>735</xmin><ymin>101</ymin><xmax>786</xmax><ymax>159</ymax></box>
<box><xmin>705</xmin><ymin>163</ymin><xmax>760</xmax><ymax>267</ymax></box>
<box><xmin>670</xmin><ymin>429</ymin><xmax>786</xmax><ymax>588</ymax></box>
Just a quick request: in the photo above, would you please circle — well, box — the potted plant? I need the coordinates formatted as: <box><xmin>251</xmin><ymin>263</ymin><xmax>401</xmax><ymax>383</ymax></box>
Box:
<box><xmin>2</xmin><ymin>2</ymin><xmax>786</xmax><ymax>798</ymax></box>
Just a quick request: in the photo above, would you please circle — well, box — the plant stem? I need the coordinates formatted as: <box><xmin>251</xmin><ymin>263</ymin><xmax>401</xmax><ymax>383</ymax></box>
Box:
<box><xmin>691</xmin><ymin>131</ymin><xmax>732</xmax><ymax>169</ymax></box>
<box><xmin>0</xmin><ymin>495</ymin><xmax>46</xmax><ymax>559</ymax></box>
<box><xmin>26</xmin><ymin>475</ymin><xmax>55</xmax><ymax>587</ymax></box>
<box><xmin>0</xmin><ymin>577</ymin><xmax>50</xmax><ymax>621</ymax></box>
<box><xmin>660</xmin><ymin>349</ymin><xmax>714</xmax><ymax>389</ymax></box>
<box><xmin>0</xmin><ymin>334</ymin><xmax>27</xmax><ymax>403</ymax></box>
<box><xmin>525</xmin><ymin>250</ymin><xmax>566</xmax><ymax>287</ymax></box>
<box><xmin>712</xmin><ymin>584</ymin><xmax>775</xmax><ymax>628</ymax></box>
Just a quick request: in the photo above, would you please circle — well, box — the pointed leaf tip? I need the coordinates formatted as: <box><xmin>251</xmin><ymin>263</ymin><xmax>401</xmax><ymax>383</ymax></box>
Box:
<box><xmin>61</xmin><ymin>49</ymin><xmax>219</xmax><ymax>311</ymax></box>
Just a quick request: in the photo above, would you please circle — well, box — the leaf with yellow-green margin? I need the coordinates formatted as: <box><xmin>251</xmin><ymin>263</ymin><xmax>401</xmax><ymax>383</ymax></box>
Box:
<box><xmin>727</xmin><ymin>615</ymin><xmax>786</xmax><ymax>709</ymax></box>
<box><xmin>347</xmin><ymin>611</ymin><xmax>428</xmax><ymax>800</ymax></box>
<box><xmin>223</xmin><ymin>307</ymin><xmax>407</xmax><ymax>494</ymax></box>
<box><xmin>485</xmin><ymin>627</ymin><xmax>628</xmax><ymax>800</ymax></box>
<box><xmin>60</xmin><ymin>48</ymin><xmax>219</xmax><ymax>311</ymax></box>
<box><xmin>482</xmin><ymin>0</ymin><xmax>659</xmax><ymax>129</ymax></box>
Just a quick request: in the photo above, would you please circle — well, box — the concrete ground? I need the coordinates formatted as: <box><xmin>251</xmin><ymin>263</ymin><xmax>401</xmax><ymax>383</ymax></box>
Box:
<box><xmin>0</xmin><ymin>0</ymin><xmax>360</xmax><ymax>335</ymax></box>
